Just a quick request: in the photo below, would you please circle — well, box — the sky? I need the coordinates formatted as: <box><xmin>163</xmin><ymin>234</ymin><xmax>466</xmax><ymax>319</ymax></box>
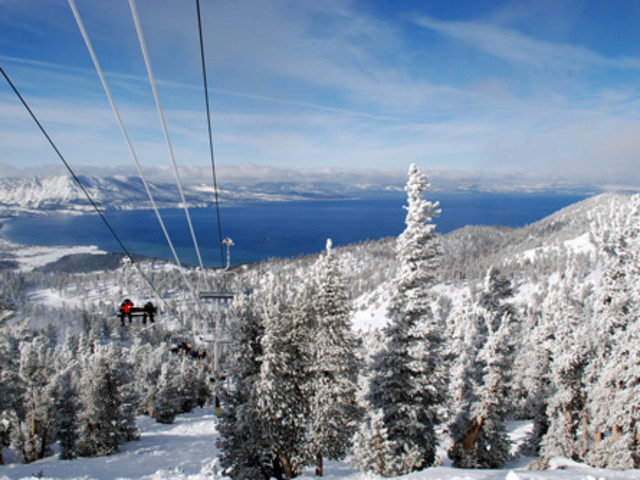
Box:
<box><xmin>1</xmin><ymin>0</ymin><xmax>640</xmax><ymax>190</ymax></box>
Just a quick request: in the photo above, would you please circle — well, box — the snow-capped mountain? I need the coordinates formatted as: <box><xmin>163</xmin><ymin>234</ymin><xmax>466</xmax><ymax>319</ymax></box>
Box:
<box><xmin>0</xmin><ymin>174</ymin><xmax>377</xmax><ymax>215</ymax></box>
<box><xmin>0</xmin><ymin>163</ymin><xmax>616</xmax><ymax>217</ymax></box>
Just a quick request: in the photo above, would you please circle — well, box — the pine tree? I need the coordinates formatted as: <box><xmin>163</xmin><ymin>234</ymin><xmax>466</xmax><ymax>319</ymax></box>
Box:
<box><xmin>352</xmin><ymin>408</ymin><xmax>406</xmax><ymax>476</ymax></box>
<box><xmin>448</xmin><ymin>311</ymin><xmax>514</xmax><ymax>468</ymax></box>
<box><xmin>446</xmin><ymin>297</ymin><xmax>484</xmax><ymax>443</ymax></box>
<box><xmin>0</xmin><ymin>331</ymin><xmax>22</xmax><ymax>465</ymax></box>
<box><xmin>53</xmin><ymin>369</ymin><xmax>79</xmax><ymax>460</ymax></box>
<box><xmin>255</xmin><ymin>274</ymin><xmax>312</xmax><ymax>479</ymax></box>
<box><xmin>538</xmin><ymin>273</ymin><xmax>590</xmax><ymax>464</ymax></box>
<box><xmin>117</xmin><ymin>361</ymin><xmax>140</xmax><ymax>444</ymax></box>
<box><xmin>76</xmin><ymin>344</ymin><xmax>132</xmax><ymax>457</ymax></box>
<box><xmin>309</xmin><ymin>240</ymin><xmax>361</xmax><ymax>476</ymax></box>
<box><xmin>478</xmin><ymin>266</ymin><xmax>516</xmax><ymax>339</ymax></box>
<box><xmin>448</xmin><ymin>269</ymin><xmax>516</xmax><ymax>468</ymax></box>
<box><xmin>217</xmin><ymin>291</ymin><xmax>275</xmax><ymax>480</ymax></box>
<box><xmin>514</xmin><ymin>308</ymin><xmax>553</xmax><ymax>457</ymax></box>
<box><xmin>361</xmin><ymin>164</ymin><xmax>443</xmax><ymax>476</ymax></box>
<box><xmin>12</xmin><ymin>335</ymin><xmax>57</xmax><ymax>463</ymax></box>
<box><xmin>584</xmin><ymin>195</ymin><xmax>640</xmax><ymax>468</ymax></box>
<box><xmin>217</xmin><ymin>292</ymin><xmax>271</xmax><ymax>480</ymax></box>
<box><xmin>153</xmin><ymin>361</ymin><xmax>182</xmax><ymax>424</ymax></box>
<box><xmin>176</xmin><ymin>357</ymin><xmax>210</xmax><ymax>413</ymax></box>
<box><xmin>131</xmin><ymin>342</ymin><xmax>164</xmax><ymax>418</ymax></box>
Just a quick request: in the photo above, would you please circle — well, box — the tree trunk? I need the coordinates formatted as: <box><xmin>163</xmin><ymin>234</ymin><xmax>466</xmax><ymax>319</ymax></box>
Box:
<box><xmin>580</xmin><ymin>392</ymin><xmax>589</xmax><ymax>455</ymax></box>
<box><xmin>39</xmin><ymin>424</ymin><xmax>48</xmax><ymax>460</ymax></box>
<box><xmin>613</xmin><ymin>425</ymin><xmax>622</xmax><ymax>443</ymax></box>
<box><xmin>277</xmin><ymin>448</ymin><xmax>295</xmax><ymax>480</ymax></box>
<box><xmin>593</xmin><ymin>429</ymin><xmax>602</xmax><ymax>450</ymax></box>
<box><xmin>375</xmin><ymin>437</ymin><xmax>384</xmax><ymax>474</ymax></box>
<box><xmin>29</xmin><ymin>411</ymin><xmax>38</xmax><ymax>463</ymax></box>
<box><xmin>315</xmin><ymin>452</ymin><xmax>323</xmax><ymax>477</ymax></box>
<box><xmin>581</xmin><ymin>417</ymin><xmax>589</xmax><ymax>454</ymax></box>
<box><xmin>463</xmin><ymin>417</ymin><xmax>484</xmax><ymax>451</ymax></box>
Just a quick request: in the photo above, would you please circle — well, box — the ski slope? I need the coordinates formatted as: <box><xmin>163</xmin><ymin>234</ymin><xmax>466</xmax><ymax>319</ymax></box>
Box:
<box><xmin>2</xmin><ymin>407</ymin><xmax>639</xmax><ymax>480</ymax></box>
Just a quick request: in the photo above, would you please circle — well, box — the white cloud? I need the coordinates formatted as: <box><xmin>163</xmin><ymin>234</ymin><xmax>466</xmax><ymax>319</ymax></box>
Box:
<box><xmin>2</xmin><ymin>3</ymin><xmax>640</xmax><ymax>188</ymax></box>
<box><xmin>413</xmin><ymin>15</ymin><xmax>640</xmax><ymax>72</ymax></box>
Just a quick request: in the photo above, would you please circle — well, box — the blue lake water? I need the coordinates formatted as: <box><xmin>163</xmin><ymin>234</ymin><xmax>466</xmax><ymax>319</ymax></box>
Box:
<box><xmin>2</xmin><ymin>192</ymin><xmax>589</xmax><ymax>268</ymax></box>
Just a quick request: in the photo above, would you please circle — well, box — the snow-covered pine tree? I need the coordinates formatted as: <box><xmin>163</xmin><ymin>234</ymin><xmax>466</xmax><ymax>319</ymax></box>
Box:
<box><xmin>352</xmin><ymin>407</ymin><xmax>406</xmax><ymax>476</ymax></box>
<box><xmin>592</xmin><ymin>310</ymin><xmax>640</xmax><ymax>469</ymax></box>
<box><xmin>12</xmin><ymin>335</ymin><xmax>57</xmax><ymax>463</ymax></box>
<box><xmin>585</xmin><ymin>195</ymin><xmax>640</xmax><ymax>468</ymax></box>
<box><xmin>513</xmin><ymin>308</ymin><xmax>553</xmax><ymax>457</ymax></box>
<box><xmin>360</xmin><ymin>164</ymin><xmax>443</xmax><ymax>476</ymax></box>
<box><xmin>53</xmin><ymin>368</ymin><xmax>79</xmax><ymax>460</ymax></box>
<box><xmin>56</xmin><ymin>330</ymin><xmax>79</xmax><ymax>372</ymax></box>
<box><xmin>445</xmin><ymin>296</ymin><xmax>484</xmax><ymax>438</ymax></box>
<box><xmin>478</xmin><ymin>266</ymin><xmax>516</xmax><ymax>338</ymax></box>
<box><xmin>130</xmin><ymin>341</ymin><xmax>163</xmax><ymax>418</ymax></box>
<box><xmin>255</xmin><ymin>273</ymin><xmax>313</xmax><ymax>479</ymax></box>
<box><xmin>76</xmin><ymin>343</ymin><xmax>132</xmax><ymax>457</ymax></box>
<box><xmin>217</xmin><ymin>291</ymin><xmax>276</xmax><ymax>480</ymax></box>
<box><xmin>117</xmin><ymin>360</ymin><xmax>140</xmax><ymax>444</ymax></box>
<box><xmin>0</xmin><ymin>331</ymin><xmax>22</xmax><ymax>465</ymax></box>
<box><xmin>176</xmin><ymin>356</ymin><xmax>210</xmax><ymax>413</ymax></box>
<box><xmin>536</xmin><ymin>269</ymin><xmax>590</xmax><ymax>465</ymax></box>
<box><xmin>448</xmin><ymin>267</ymin><xmax>517</xmax><ymax>468</ymax></box>
<box><xmin>309</xmin><ymin>239</ymin><xmax>361</xmax><ymax>477</ymax></box>
<box><xmin>153</xmin><ymin>361</ymin><xmax>182</xmax><ymax>424</ymax></box>
<box><xmin>448</xmin><ymin>310</ymin><xmax>514</xmax><ymax>468</ymax></box>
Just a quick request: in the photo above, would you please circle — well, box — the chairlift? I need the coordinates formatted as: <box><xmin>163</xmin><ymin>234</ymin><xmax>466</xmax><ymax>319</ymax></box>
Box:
<box><xmin>199</xmin><ymin>237</ymin><xmax>236</xmax><ymax>301</ymax></box>
<box><xmin>116</xmin><ymin>298</ymin><xmax>159</xmax><ymax>326</ymax></box>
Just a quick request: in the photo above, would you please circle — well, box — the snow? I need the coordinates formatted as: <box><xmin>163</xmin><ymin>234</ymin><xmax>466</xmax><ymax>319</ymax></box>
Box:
<box><xmin>351</xmin><ymin>283</ymin><xmax>392</xmax><ymax>331</ymax></box>
<box><xmin>2</xmin><ymin>408</ymin><xmax>639</xmax><ymax>480</ymax></box>
<box><xmin>28</xmin><ymin>288</ymin><xmax>86</xmax><ymax>309</ymax></box>
<box><xmin>0</xmin><ymin>238</ymin><xmax>107</xmax><ymax>272</ymax></box>
<box><xmin>563</xmin><ymin>233</ymin><xmax>596</xmax><ymax>256</ymax></box>
<box><xmin>520</xmin><ymin>233</ymin><xmax>596</xmax><ymax>263</ymax></box>
<box><xmin>0</xmin><ymin>408</ymin><xmax>221</xmax><ymax>480</ymax></box>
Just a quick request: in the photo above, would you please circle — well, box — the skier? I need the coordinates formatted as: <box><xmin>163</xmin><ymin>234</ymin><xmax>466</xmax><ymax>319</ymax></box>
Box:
<box><xmin>120</xmin><ymin>298</ymin><xmax>134</xmax><ymax>326</ymax></box>
<box><xmin>142</xmin><ymin>301</ymin><xmax>157</xmax><ymax>325</ymax></box>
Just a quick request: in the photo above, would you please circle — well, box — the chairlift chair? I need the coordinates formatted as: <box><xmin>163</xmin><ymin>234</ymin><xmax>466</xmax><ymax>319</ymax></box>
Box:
<box><xmin>198</xmin><ymin>237</ymin><xmax>236</xmax><ymax>301</ymax></box>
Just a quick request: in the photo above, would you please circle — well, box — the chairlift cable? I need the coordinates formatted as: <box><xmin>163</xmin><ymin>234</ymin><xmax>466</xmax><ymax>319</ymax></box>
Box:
<box><xmin>195</xmin><ymin>0</ymin><xmax>226</xmax><ymax>268</ymax></box>
<box><xmin>128</xmin><ymin>0</ymin><xmax>205</xmax><ymax>271</ymax></box>
<box><xmin>0</xmin><ymin>66</ymin><xmax>166</xmax><ymax>307</ymax></box>
<box><xmin>72</xmin><ymin>1</ymin><xmax>229</xmax><ymax>344</ymax></box>
<box><xmin>68</xmin><ymin>0</ymin><xmax>200</xmax><ymax>305</ymax></box>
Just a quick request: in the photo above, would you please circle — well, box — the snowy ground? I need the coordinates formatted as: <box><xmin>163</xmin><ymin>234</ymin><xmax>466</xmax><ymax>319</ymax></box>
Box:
<box><xmin>2</xmin><ymin>407</ymin><xmax>639</xmax><ymax>480</ymax></box>
<box><xmin>0</xmin><ymin>235</ymin><xmax>107</xmax><ymax>272</ymax></box>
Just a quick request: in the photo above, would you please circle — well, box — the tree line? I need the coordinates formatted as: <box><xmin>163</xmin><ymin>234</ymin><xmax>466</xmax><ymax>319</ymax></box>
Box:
<box><xmin>0</xmin><ymin>325</ymin><xmax>212</xmax><ymax>464</ymax></box>
<box><xmin>1</xmin><ymin>166</ymin><xmax>638</xmax><ymax>476</ymax></box>
<box><xmin>216</xmin><ymin>166</ymin><xmax>640</xmax><ymax>478</ymax></box>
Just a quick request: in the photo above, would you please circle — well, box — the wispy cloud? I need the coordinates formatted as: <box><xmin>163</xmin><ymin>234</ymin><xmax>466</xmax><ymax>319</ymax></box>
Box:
<box><xmin>413</xmin><ymin>15</ymin><xmax>640</xmax><ymax>72</ymax></box>
<box><xmin>2</xmin><ymin>2</ymin><xmax>640</xmax><ymax>190</ymax></box>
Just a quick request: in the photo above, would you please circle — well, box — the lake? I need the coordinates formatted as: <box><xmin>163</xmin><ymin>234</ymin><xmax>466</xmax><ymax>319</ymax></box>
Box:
<box><xmin>2</xmin><ymin>192</ymin><xmax>589</xmax><ymax>268</ymax></box>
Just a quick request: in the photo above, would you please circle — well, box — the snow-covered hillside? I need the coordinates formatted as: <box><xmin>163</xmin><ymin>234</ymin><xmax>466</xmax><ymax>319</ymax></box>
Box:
<box><xmin>1</xmin><ymin>192</ymin><xmax>640</xmax><ymax>479</ymax></box>
<box><xmin>2</xmin><ymin>406</ymin><xmax>639</xmax><ymax>480</ymax></box>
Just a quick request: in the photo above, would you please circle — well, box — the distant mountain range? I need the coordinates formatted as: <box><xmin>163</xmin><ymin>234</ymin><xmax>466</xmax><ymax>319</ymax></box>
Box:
<box><xmin>0</xmin><ymin>174</ymin><xmax>402</xmax><ymax>216</ymax></box>
<box><xmin>0</xmin><ymin>166</ymin><xmax>612</xmax><ymax>217</ymax></box>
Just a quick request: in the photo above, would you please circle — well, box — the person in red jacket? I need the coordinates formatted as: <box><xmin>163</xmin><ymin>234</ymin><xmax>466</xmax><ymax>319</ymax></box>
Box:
<box><xmin>120</xmin><ymin>299</ymin><xmax>134</xmax><ymax>326</ymax></box>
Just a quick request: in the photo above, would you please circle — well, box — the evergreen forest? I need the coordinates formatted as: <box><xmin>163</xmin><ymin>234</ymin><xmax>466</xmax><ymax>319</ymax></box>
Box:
<box><xmin>1</xmin><ymin>165</ymin><xmax>639</xmax><ymax>478</ymax></box>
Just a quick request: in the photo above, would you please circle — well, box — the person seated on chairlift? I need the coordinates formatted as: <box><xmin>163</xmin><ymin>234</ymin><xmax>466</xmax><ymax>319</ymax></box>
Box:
<box><xmin>143</xmin><ymin>301</ymin><xmax>157</xmax><ymax>325</ymax></box>
<box><xmin>120</xmin><ymin>298</ymin><xmax>134</xmax><ymax>326</ymax></box>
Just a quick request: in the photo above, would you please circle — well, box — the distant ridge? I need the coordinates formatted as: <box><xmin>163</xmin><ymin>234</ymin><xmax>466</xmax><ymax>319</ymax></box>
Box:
<box><xmin>0</xmin><ymin>168</ymin><xmax>613</xmax><ymax>218</ymax></box>
<box><xmin>0</xmin><ymin>174</ymin><xmax>391</xmax><ymax>215</ymax></box>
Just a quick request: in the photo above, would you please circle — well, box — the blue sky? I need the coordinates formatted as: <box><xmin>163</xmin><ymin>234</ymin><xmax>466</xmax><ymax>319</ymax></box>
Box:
<box><xmin>1</xmin><ymin>0</ymin><xmax>640</xmax><ymax>189</ymax></box>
